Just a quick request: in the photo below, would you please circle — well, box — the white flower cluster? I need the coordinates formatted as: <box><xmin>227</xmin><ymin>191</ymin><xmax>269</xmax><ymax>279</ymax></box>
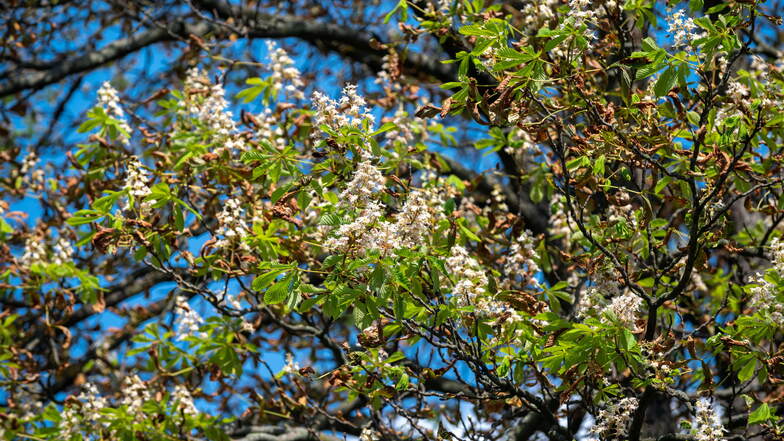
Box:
<box><xmin>215</xmin><ymin>197</ymin><xmax>251</xmax><ymax>252</ymax></box>
<box><xmin>359</xmin><ymin>427</ymin><xmax>381</xmax><ymax>441</ymax></box>
<box><xmin>606</xmin><ymin>191</ymin><xmax>637</xmax><ymax>229</ymax></box>
<box><xmin>174</xmin><ymin>296</ymin><xmax>206</xmax><ymax>340</ymax></box>
<box><xmin>521</xmin><ymin>0</ymin><xmax>558</xmax><ymax>35</ymax></box>
<box><xmin>576</xmin><ymin>269</ymin><xmax>621</xmax><ymax>317</ymax></box>
<box><xmin>383</xmin><ymin>107</ymin><xmax>418</xmax><ymax>145</ymax></box>
<box><xmin>714</xmin><ymin>55</ymin><xmax>784</xmax><ymax>131</ymax></box>
<box><xmin>549</xmin><ymin>195</ymin><xmax>572</xmax><ymax>243</ymax></box>
<box><xmin>10</xmin><ymin>386</ymin><xmax>45</xmax><ymax>421</ymax></box>
<box><xmin>577</xmin><ymin>270</ymin><xmax>643</xmax><ymax>328</ymax></box>
<box><xmin>20</xmin><ymin>236</ymin><xmax>47</xmax><ymax>267</ymax></box>
<box><xmin>266</xmin><ymin>41</ymin><xmax>305</xmax><ymax>100</ymax></box>
<box><xmin>393</xmin><ymin>188</ymin><xmax>443</xmax><ymax>249</ymax></box>
<box><xmin>642</xmin><ymin>344</ymin><xmax>675</xmax><ymax>382</ymax></box>
<box><xmin>183</xmin><ymin>68</ymin><xmax>242</xmax><ymax>150</ymax></box>
<box><xmin>59</xmin><ymin>376</ymin><xmax>199</xmax><ymax>438</ymax></box>
<box><xmin>282</xmin><ymin>352</ymin><xmax>301</xmax><ymax>376</ymax></box>
<box><xmin>446</xmin><ymin>245</ymin><xmax>500</xmax><ymax>313</ymax></box>
<box><xmin>605</xmin><ymin>291</ymin><xmax>644</xmax><ymax>328</ymax></box>
<box><xmin>324</xmin><ymin>201</ymin><xmax>384</xmax><ymax>253</ymax></box>
<box><xmin>119</xmin><ymin>374</ymin><xmax>152</xmax><ymax>416</ymax></box>
<box><xmin>504</xmin><ymin>126</ymin><xmax>538</xmax><ymax>155</ymax></box>
<box><xmin>171</xmin><ymin>384</ymin><xmax>199</xmax><ymax>417</ymax></box>
<box><xmin>122</xmin><ymin>157</ymin><xmax>153</xmax><ymax>214</ymax></box>
<box><xmin>726</xmin><ymin>80</ymin><xmax>749</xmax><ymax>100</ymax></box>
<box><xmin>547</xmin><ymin>0</ymin><xmax>602</xmax><ymax>58</ymax></box>
<box><xmin>339</xmin><ymin>160</ymin><xmax>387</xmax><ymax>206</ymax></box>
<box><xmin>312</xmin><ymin>84</ymin><xmax>375</xmax><ymax>137</ymax></box>
<box><xmin>667</xmin><ymin>10</ymin><xmax>703</xmax><ymax>49</ymax></box>
<box><xmin>748</xmin><ymin>238</ymin><xmax>784</xmax><ymax>326</ymax></box>
<box><xmin>375</xmin><ymin>52</ymin><xmax>401</xmax><ymax>92</ymax></box>
<box><xmin>97</xmin><ymin>82</ymin><xmax>132</xmax><ymax>144</ymax></box>
<box><xmin>490</xmin><ymin>183</ymin><xmax>509</xmax><ymax>212</ymax></box>
<box><xmin>692</xmin><ymin>399</ymin><xmax>726</xmax><ymax>441</ymax></box>
<box><xmin>52</xmin><ymin>236</ymin><xmax>74</xmax><ymax>266</ymax></box>
<box><xmin>562</xmin><ymin>0</ymin><xmax>595</xmax><ymax>29</ymax></box>
<box><xmin>19</xmin><ymin>151</ymin><xmax>45</xmax><ymax>188</ymax></box>
<box><xmin>502</xmin><ymin>231</ymin><xmax>541</xmax><ymax>290</ymax></box>
<box><xmin>325</xmin><ymin>161</ymin><xmax>444</xmax><ymax>254</ymax></box>
<box><xmin>19</xmin><ymin>151</ymin><xmax>37</xmax><ymax>175</ymax></box>
<box><xmin>59</xmin><ymin>382</ymin><xmax>108</xmax><ymax>439</ymax></box>
<box><xmin>256</xmin><ymin>108</ymin><xmax>287</xmax><ymax>149</ymax></box>
<box><xmin>588</xmin><ymin>397</ymin><xmax>639</xmax><ymax>440</ymax></box>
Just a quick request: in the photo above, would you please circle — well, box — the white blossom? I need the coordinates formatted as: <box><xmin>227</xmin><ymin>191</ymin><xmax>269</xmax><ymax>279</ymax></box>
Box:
<box><xmin>174</xmin><ymin>296</ymin><xmax>206</xmax><ymax>340</ymax></box>
<box><xmin>282</xmin><ymin>353</ymin><xmax>301</xmax><ymax>376</ymax></box>
<box><xmin>325</xmin><ymin>162</ymin><xmax>446</xmax><ymax>254</ymax></box>
<box><xmin>324</xmin><ymin>201</ymin><xmax>384</xmax><ymax>253</ymax></box>
<box><xmin>97</xmin><ymin>82</ymin><xmax>132</xmax><ymax>144</ymax></box>
<box><xmin>575</xmin><ymin>269</ymin><xmax>643</xmax><ymax>328</ymax></box>
<box><xmin>576</xmin><ymin>269</ymin><xmax>621</xmax><ymax>318</ymax></box>
<box><xmin>20</xmin><ymin>236</ymin><xmax>47</xmax><ymax>267</ymax></box>
<box><xmin>20</xmin><ymin>151</ymin><xmax>36</xmax><ymax>175</ymax></box>
<box><xmin>446</xmin><ymin>245</ymin><xmax>497</xmax><ymax>313</ymax></box>
<box><xmin>692</xmin><ymin>398</ymin><xmax>726</xmax><ymax>441</ymax></box>
<box><xmin>52</xmin><ymin>236</ymin><xmax>74</xmax><ymax>266</ymax></box>
<box><xmin>747</xmin><ymin>238</ymin><xmax>784</xmax><ymax>326</ymax></box>
<box><xmin>667</xmin><ymin>10</ymin><xmax>703</xmax><ymax>49</ymax></box>
<box><xmin>563</xmin><ymin>0</ymin><xmax>595</xmax><ymax>29</ymax></box>
<box><xmin>391</xmin><ymin>188</ymin><xmax>442</xmax><ymax>249</ymax></box>
<box><xmin>19</xmin><ymin>151</ymin><xmax>45</xmax><ymax>188</ymax></box>
<box><xmin>375</xmin><ymin>52</ymin><xmax>401</xmax><ymax>91</ymax></box>
<box><xmin>171</xmin><ymin>384</ymin><xmax>199</xmax><ymax>417</ymax></box>
<box><xmin>311</xmin><ymin>84</ymin><xmax>375</xmax><ymax>138</ymax></box>
<box><xmin>605</xmin><ymin>291</ymin><xmax>643</xmax><ymax>328</ymax></box>
<box><xmin>119</xmin><ymin>374</ymin><xmax>151</xmax><ymax>416</ymax></box>
<box><xmin>589</xmin><ymin>397</ymin><xmax>639</xmax><ymax>440</ymax></box>
<box><xmin>12</xmin><ymin>386</ymin><xmax>44</xmax><ymax>421</ymax></box>
<box><xmin>256</xmin><ymin>108</ymin><xmax>287</xmax><ymax>149</ymax></box>
<box><xmin>359</xmin><ymin>427</ymin><xmax>381</xmax><ymax>441</ymax></box>
<box><xmin>383</xmin><ymin>107</ymin><xmax>417</xmax><ymax>145</ymax></box>
<box><xmin>59</xmin><ymin>382</ymin><xmax>108</xmax><ymax>439</ymax></box>
<box><xmin>215</xmin><ymin>197</ymin><xmax>251</xmax><ymax>252</ymax></box>
<box><xmin>183</xmin><ymin>68</ymin><xmax>241</xmax><ymax>150</ymax></box>
<box><xmin>123</xmin><ymin>157</ymin><xmax>153</xmax><ymax>214</ymax></box>
<box><xmin>520</xmin><ymin>0</ymin><xmax>559</xmax><ymax>35</ymax></box>
<box><xmin>266</xmin><ymin>41</ymin><xmax>305</xmax><ymax>100</ymax></box>
<box><xmin>339</xmin><ymin>160</ymin><xmax>386</xmax><ymax>207</ymax></box>
<box><xmin>549</xmin><ymin>195</ymin><xmax>572</xmax><ymax>244</ymax></box>
<box><xmin>502</xmin><ymin>230</ymin><xmax>541</xmax><ymax>290</ymax></box>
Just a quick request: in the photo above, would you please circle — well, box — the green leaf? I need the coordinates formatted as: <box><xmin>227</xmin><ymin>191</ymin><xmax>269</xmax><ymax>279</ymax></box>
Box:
<box><xmin>566</xmin><ymin>156</ymin><xmax>588</xmax><ymax>170</ymax></box>
<box><xmin>318</xmin><ymin>213</ymin><xmax>343</xmax><ymax>226</ymax></box>
<box><xmin>738</xmin><ymin>357</ymin><xmax>756</xmax><ymax>382</ymax></box>
<box><xmin>458</xmin><ymin>221</ymin><xmax>481</xmax><ymax>242</ymax></box>
<box><xmin>544</xmin><ymin>34</ymin><xmax>569</xmax><ymax>52</ymax></box>
<box><xmin>0</xmin><ymin>218</ymin><xmax>12</xmax><ymax>234</ymax></box>
<box><xmin>654</xmin><ymin>67</ymin><xmax>677</xmax><ymax>97</ymax></box>
<box><xmin>370</xmin><ymin>122</ymin><xmax>397</xmax><ymax>136</ymax></box>
<box><xmin>252</xmin><ymin>268</ymin><xmax>286</xmax><ymax>291</ymax></box>
<box><xmin>396</xmin><ymin>373</ymin><xmax>409</xmax><ymax>390</ymax></box>
<box><xmin>748</xmin><ymin>403</ymin><xmax>772</xmax><ymax>425</ymax></box>
<box><xmin>593</xmin><ymin>155</ymin><xmax>606</xmax><ymax>176</ymax></box>
<box><xmin>353</xmin><ymin>304</ymin><xmax>367</xmax><ymax>328</ymax></box>
<box><xmin>459</xmin><ymin>24</ymin><xmax>496</xmax><ymax>37</ymax></box>
<box><xmin>270</xmin><ymin>185</ymin><xmax>290</xmax><ymax>204</ymax></box>
<box><xmin>264</xmin><ymin>274</ymin><xmax>292</xmax><ymax>304</ymax></box>
<box><xmin>637</xmin><ymin>277</ymin><xmax>655</xmax><ymax>288</ymax></box>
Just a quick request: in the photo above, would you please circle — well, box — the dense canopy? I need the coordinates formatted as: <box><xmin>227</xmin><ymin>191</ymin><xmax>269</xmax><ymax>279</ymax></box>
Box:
<box><xmin>1</xmin><ymin>1</ymin><xmax>784</xmax><ymax>440</ymax></box>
